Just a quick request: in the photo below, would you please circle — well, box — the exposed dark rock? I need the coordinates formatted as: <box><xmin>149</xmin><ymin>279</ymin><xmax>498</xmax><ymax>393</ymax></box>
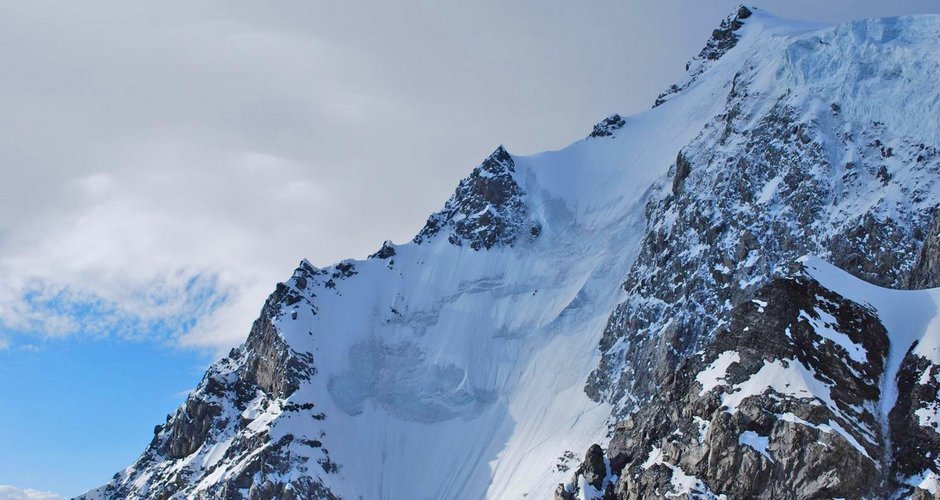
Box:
<box><xmin>590</xmin><ymin>114</ymin><xmax>626</xmax><ymax>138</ymax></box>
<box><xmin>910</xmin><ymin>210</ymin><xmax>940</xmax><ymax>288</ymax></box>
<box><xmin>890</xmin><ymin>354</ymin><xmax>940</xmax><ymax>498</ymax></box>
<box><xmin>368</xmin><ymin>240</ymin><xmax>397</xmax><ymax>259</ymax></box>
<box><xmin>671</xmin><ymin>151</ymin><xmax>691</xmax><ymax>194</ymax></box>
<box><xmin>702</xmin><ymin>6</ymin><xmax>752</xmax><ymax>61</ymax></box>
<box><xmin>332</xmin><ymin>261</ymin><xmax>357</xmax><ymax>278</ymax></box>
<box><xmin>582</xmin><ymin>444</ymin><xmax>608</xmax><ymax>490</ymax></box>
<box><xmin>414</xmin><ymin>145</ymin><xmax>534</xmax><ymax>250</ymax></box>
<box><xmin>571</xmin><ymin>271</ymin><xmax>898</xmax><ymax>498</ymax></box>
<box><xmin>160</xmin><ymin>398</ymin><xmax>223</xmax><ymax>459</ymax></box>
<box><xmin>80</xmin><ymin>7</ymin><xmax>940</xmax><ymax>499</ymax></box>
<box><xmin>554</xmin><ymin>483</ymin><xmax>576</xmax><ymax>500</ymax></box>
<box><xmin>82</xmin><ymin>261</ymin><xmax>335</xmax><ymax>499</ymax></box>
<box><xmin>589</xmin><ymin>68</ymin><xmax>940</xmax><ymax>414</ymax></box>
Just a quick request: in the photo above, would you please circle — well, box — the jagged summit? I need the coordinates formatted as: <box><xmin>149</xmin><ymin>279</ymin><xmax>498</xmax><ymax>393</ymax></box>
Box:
<box><xmin>413</xmin><ymin>145</ymin><xmax>537</xmax><ymax>250</ymax></box>
<box><xmin>700</xmin><ymin>5</ymin><xmax>753</xmax><ymax>61</ymax></box>
<box><xmin>653</xmin><ymin>5</ymin><xmax>756</xmax><ymax>107</ymax></box>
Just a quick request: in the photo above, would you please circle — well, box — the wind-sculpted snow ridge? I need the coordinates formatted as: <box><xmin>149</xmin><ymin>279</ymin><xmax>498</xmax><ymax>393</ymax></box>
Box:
<box><xmin>84</xmin><ymin>6</ymin><xmax>940</xmax><ymax>500</ymax></box>
<box><xmin>558</xmin><ymin>258</ymin><xmax>940</xmax><ymax>499</ymax></box>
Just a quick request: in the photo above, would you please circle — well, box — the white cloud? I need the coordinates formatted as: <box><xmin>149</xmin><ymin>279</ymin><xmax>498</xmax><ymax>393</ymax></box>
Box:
<box><xmin>1</xmin><ymin>1</ymin><xmax>936</xmax><ymax>352</ymax></box>
<box><xmin>0</xmin><ymin>485</ymin><xmax>65</xmax><ymax>500</ymax></box>
<box><xmin>0</xmin><ymin>144</ymin><xmax>333</xmax><ymax>349</ymax></box>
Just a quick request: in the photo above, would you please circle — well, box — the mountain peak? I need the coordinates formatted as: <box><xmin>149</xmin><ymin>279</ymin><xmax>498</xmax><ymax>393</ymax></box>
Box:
<box><xmin>413</xmin><ymin>145</ymin><xmax>537</xmax><ymax>250</ymax></box>
<box><xmin>368</xmin><ymin>240</ymin><xmax>397</xmax><ymax>259</ymax></box>
<box><xmin>480</xmin><ymin>144</ymin><xmax>514</xmax><ymax>174</ymax></box>
<box><xmin>652</xmin><ymin>5</ymin><xmax>755</xmax><ymax>107</ymax></box>
<box><xmin>83</xmin><ymin>7</ymin><xmax>940</xmax><ymax>500</ymax></box>
<box><xmin>699</xmin><ymin>5</ymin><xmax>753</xmax><ymax>61</ymax></box>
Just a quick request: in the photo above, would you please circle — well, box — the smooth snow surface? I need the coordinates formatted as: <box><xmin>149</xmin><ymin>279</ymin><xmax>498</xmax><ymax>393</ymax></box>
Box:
<box><xmin>278</xmin><ymin>71</ymin><xmax>737</xmax><ymax>498</ymax></box>
<box><xmin>266</xmin><ymin>11</ymin><xmax>795</xmax><ymax>497</ymax></box>
<box><xmin>696</xmin><ymin>351</ymin><xmax>740</xmax><ymax>396</ymax></box>
<box><xmin>739</xmin><ymin>431</ymin><xmax>773</xmax><ymax>462</ymax></box>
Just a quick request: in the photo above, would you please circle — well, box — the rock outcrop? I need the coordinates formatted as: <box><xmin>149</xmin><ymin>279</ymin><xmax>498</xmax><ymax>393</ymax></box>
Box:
<box><xmin>590</xmin><ymin>114</ymin><xmax>626</xmax><ymax>138</ymax></box>
<box><xmin>588</xmin><ymin>29</ymin><xmax>940</xmax><ymax>414</ymax></box>
<box><xmin>413</xmin><ymin>145</ymin><xmax>536</xmax><ymax>250</ymax></box>
<box><xmin>564</xmin><ymin>261</ymin><xmax>940</xmax><ymax>498</ymax></box>
<box><xmin>910</xmin><ymin>211</ymin><xmax>940</xmax><ymax>288</ymax></box>
<box><xmin>653</xmin><ymin>5</ymin><xmax>752</xmax><ymax>107</ymax></box>
<box><xmin>82</xmin><ymin>262</ymin><xmax>338</xmax><ymax>500</ymax></box>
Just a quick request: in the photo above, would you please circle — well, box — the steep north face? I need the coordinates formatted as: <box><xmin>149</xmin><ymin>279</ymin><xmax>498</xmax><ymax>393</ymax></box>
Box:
<box><xmin>84</xmin><ymin>6</ymin><xmax>940</xmax><ymax>500</ymax></box>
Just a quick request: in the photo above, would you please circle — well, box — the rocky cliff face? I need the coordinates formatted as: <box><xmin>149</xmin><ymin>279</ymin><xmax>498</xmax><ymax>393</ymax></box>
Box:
<box><xmin>910</xmin><ymin>211</ymin><xmax>940</xmax><ymax>288</ymax></box>
<box><xmin>589</xmin><ymin>114</ymin><xmax>627</xmax><ymax>138</ymax></box>
<box><xmin>589</xmin><ymin>10</ymin><xmax>940</xmax><ymax>412</ymax></box>
<box><xmin>82</xmin><ymin>262</ymin><xmax>339</xmax><ymax>499</ymax></box>
<box><xmin>568</xmin><ymin>9</ymin><xmax>940</xmax><ymax>498</ymax></box>
<box><xmin>85</xmin><ymin>6</ymin><xmax>940</xmax><ymax>500</ymax></box>
<box><xmin>653</xmin><ymin>6</ymin><xmax>752</xmax><ymax>108</ymax></box>
<box><xmin>560</xmin><ymin>258</ymin><xmax>940</xmax><ymax>498</ymax></box>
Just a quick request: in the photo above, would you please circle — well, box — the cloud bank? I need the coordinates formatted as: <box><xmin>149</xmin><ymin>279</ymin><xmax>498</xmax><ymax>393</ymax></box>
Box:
<box><xmin>3</xmin><ymin>1</ymin><xmax>937</xmax><ymax>352</ymax></box>
<box><xmin>0</xmin><ymin>486</ymin><xmax>65</xmax><ymax>500</ymax></box>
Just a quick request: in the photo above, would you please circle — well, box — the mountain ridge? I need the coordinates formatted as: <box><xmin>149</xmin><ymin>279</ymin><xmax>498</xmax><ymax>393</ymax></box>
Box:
<box><xmin>82</xmin><ymin>6</ymin><xmax>940</xmax><ymax>499</ymax></box>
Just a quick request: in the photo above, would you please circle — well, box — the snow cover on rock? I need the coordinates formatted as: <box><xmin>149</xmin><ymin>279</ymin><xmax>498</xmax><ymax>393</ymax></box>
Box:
<box><xmin>692</xmin><ymin>256</ymin><xmax>940</xmax><ymax>468</ymax></box>
<box><xmin>802</xmin><ymin>257</ymin><xmax>940</xmax><ymax>410</ymax></box>
<box><xmin>695</xmin><ymin>350</ymin><xmax>740</xmax><ymax>396</ymax></box>
<box><xmin>85</xmin><ymin>10</ymin><xmax>743</xmax><ymax>498</ymax></box>
<box><xmin>590</xmin><ymin>5</ymin><xmax>940</xmax><ymax>415</ymax></box>
<box><xmin>801</xmin><ymin>257</ymin><xmax>940</xmax><ymax>494</ymax></box>
<box><xmin>577</xmin><ymin>259</ymin><xmax>940</xmax><ymax>498</ymax></box>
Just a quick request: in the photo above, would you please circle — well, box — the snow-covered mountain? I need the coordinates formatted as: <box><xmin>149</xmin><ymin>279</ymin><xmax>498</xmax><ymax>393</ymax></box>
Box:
<box><xmin>83</xmin><ymin>6</ymin><xmax>940</xmax><ymax>499</ymax></box>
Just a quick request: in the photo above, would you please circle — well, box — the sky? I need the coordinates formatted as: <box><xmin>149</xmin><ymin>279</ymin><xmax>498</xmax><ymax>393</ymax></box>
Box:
<box><xmin>2</xmin><ymin>1</ymin><xmax>939</xmax><ymax>497</ymax></box>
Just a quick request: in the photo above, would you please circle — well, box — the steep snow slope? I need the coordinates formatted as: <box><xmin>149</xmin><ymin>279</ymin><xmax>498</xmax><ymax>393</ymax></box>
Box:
<box><xmin>86</xmin><ymin>7</ymin><xmax>940</xmax><ymax>499</ymax></box>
